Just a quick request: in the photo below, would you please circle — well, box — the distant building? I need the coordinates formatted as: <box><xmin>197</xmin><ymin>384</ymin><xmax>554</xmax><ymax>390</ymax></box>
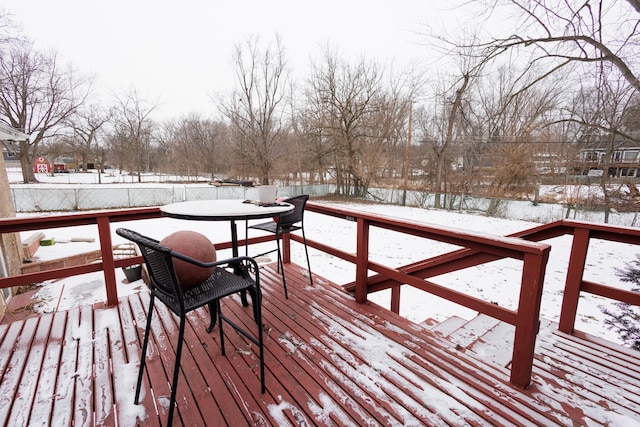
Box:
<box><xmin>573</xmin><ymin>140</ymin><xmax>640</xmax><ymax>178</ymax></box>
<box><xmin>33</xmin><ymin>157</ymin><xmax>51</xmax><ymax>174</ymax></box>
<box><xmin>0</xmin><ymin>123</ymin><xmax>29</xmax><ymax>142</ymax></box>
<box><xmin>0</xmin><ymin>123</ymin><xmax>28</xmax><ymax>167</ymax></box>
<box><xmin>2</xmin><ymin>146</ymin><xmax>19</xmax><ymax>165</ymax></box>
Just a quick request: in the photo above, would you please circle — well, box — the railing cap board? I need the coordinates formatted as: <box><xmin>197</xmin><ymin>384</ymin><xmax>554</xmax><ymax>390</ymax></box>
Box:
<box><xmin>306</xmin><ymin>202</ymin><xmax>551</xmax><ymax>257</ymax></box>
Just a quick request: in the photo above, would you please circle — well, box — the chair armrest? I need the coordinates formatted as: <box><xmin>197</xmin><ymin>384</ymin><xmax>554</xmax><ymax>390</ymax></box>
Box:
<box><xmin>170</xmin><ymin>251</ymin><xmax>260</xmax><ymax>272</ymax></box>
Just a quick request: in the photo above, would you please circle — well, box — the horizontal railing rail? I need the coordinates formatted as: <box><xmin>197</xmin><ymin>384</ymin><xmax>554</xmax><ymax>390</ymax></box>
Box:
<box><xmin>0</xmin><ymin>202</ymin><xmax>638</xmax><ymax>389</ymax></box>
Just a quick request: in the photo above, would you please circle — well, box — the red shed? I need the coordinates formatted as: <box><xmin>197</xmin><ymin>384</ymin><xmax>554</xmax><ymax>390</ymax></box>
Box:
<box><xmin>33</xmin><ymin>157</ymin><xmax>51</xmax><ymax>174</ymax></box>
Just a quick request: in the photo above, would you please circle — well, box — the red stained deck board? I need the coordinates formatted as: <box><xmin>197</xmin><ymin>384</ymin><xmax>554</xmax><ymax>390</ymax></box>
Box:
<box><xmin>287</xmin><ymin>267</ymin><xmax>541</xmax><ymax>425</ymax></box>
<box><xmin>75</xmin><ymin>304</ymin><xmax>95</xmax><ymax>427</ymax></box>
<box><xmin>115</xmin><ymin>296</ymin><xmax>160</xmax><ymax>427</ymax></box>
<box><xmin>93</xmin><ymin>307</ymin><xmax>115</xmax><ymax>426</ymax></box>
<box><xmin>268</xmin><ymin>265</ymin><xmax>558</xmax><ymax>426</ymax></box>
<box><xmin>126</xmin><ymin>292</ymin><xmax>170</xmax><ymax>426</ymax></box>
<box><xmin>255</xmin><ymin>268</ymin><xmax>411</xmax><ymax>425</ymax></box>
<box><xmin>50</xmin><ymin>306</ymin><xmax>79</xmax><ymax>425</ymax></box>
<box><xmin>0</xmin><ymin>317</ymin><xmax>38</xmax><ymax>425</ymax></box>
<box><xmin>215</xmin><ymin>293</ymin><xmax>366</xmax><ymax>426</ymax></box>
<box><xmin>144</xmin><ymin>296</ymin><xmax>207</xmax><ymax>426</ymax></box>
<box><xmin>12</xmin><ymin>313</ymin><xmax>55</xmax><ymax>425</ymax></box>
<box><xmin>30</xmin><ymin>311</ymin><xmax>67</xmax><ymax>424</ymax></box>
<box><xmin>181</xmin><ymin>304</ymin><xmax>264</xmax><ymax>425</ymax></box>
<box><xmin>133</xmin><ymin>292</ymin><xmax>188</xmax><ymax>426</ymax></box>
<box><xmin>1</xmin><ymin>263</ymin><xmax>640</xmax><ymax>426</ymax></box>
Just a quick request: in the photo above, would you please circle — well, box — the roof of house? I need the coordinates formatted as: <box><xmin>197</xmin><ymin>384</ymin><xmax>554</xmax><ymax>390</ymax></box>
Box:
<box><xmin>0</xmin><ymin>122</ymin><xmax>29</xmax><ymax>141</ymax></box>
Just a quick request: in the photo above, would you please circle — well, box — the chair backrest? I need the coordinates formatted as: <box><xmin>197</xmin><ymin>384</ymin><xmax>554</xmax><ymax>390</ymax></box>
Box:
<box><xmin>277</xmin><ymin>195</ymin><xmax>309</xmax><ymax>228</ymax></box>
<box><xmin>116</xmin><ymin>228</ymin><xmax>182</xmax><ymax>298</ymax></box>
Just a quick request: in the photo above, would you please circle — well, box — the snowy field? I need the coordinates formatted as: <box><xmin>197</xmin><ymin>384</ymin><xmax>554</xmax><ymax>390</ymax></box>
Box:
<box><xmin>8</xmin><ymin>169</ymin><xmax>640</xmax><ymax>346</ymax></box>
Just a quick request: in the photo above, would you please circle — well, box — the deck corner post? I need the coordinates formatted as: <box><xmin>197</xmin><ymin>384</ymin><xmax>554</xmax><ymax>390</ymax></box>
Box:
<box><xmin>511</xmin><ymin>249</ymin><xmax>549</xmax><ymax>388</ymax></box>
<box><xmin>559</xmin><ymin>227</ymin><xmax>590</xmax><ymax>334</ymax></box>
<box><xmin>97</xmin><ymin>216</ymin><xmax>118</xmax><ymax>306</ymax></box>
<box><xmin>390</xmin><ymin>285</ymin><xmax>401</xmax><ymax>314</ymax></box>
<box><xmin>355</xmin><ymin>217</ymin><xmax>370</xmax><ymax>304</ymax></box>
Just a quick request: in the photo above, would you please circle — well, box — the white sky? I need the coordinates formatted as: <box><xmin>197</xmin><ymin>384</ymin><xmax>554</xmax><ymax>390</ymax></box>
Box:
<box><xmin>3</xmin><ymin>0</ymin><xmax>470</xmax><ymax>121</ymax></box>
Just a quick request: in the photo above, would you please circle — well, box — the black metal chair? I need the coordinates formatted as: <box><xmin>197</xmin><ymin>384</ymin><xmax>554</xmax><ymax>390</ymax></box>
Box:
<box><xmin>248</xmin><ymin>194</ymin><xmax>313</xmax><ymax>298</ymax></box>
<box><xmin>116</xmin><ymin>228</ymin><xmax>264</xmax><ymax>427</ymax></box>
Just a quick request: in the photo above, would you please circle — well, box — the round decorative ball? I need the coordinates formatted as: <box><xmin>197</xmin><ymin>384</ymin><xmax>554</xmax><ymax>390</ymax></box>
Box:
<box><xmin>160</xmin><ymin>230</ymin><xmax>217</xmax><ymax>289</ymax></box>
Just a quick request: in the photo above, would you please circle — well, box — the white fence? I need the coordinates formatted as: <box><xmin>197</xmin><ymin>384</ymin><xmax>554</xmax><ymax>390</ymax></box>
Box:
<box><xmin>11</xmin><ymin>184</ymin><xmax>334</xmax><ymax>212</ymax></box>
<box><xmin>10</xmin><ymin>183</ymin><xmax>635</xmax><ymax>227</ymax></box>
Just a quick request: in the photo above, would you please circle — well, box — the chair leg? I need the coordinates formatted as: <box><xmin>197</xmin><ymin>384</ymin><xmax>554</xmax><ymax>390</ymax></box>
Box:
<box><xmin>301</xmin><ymin>228</ymin><xmax>313</xmax><ymax>287</ymax></box>
<box><xmin>218</xmin><ymin>300</ymin><xmax>226</xmax><ymax>356</ymax></box>
<box><xmin>253</xmin><ymin>288</ymin><xmax>266</xmax><ymax>393</ymax></box>
<box><xmin>135</xmin><ymin>294</ymin><xmax>155</xmax><ymax>404</ymax></box>
<box><xmin>206</xmin><ymin>301</ymin><xmax>217</xmax><ymax>332</ymax></box>
<box><xmin>166</xmin><ymin>316</ymin><xmax>187</xmax><ymax>427</ymax></box>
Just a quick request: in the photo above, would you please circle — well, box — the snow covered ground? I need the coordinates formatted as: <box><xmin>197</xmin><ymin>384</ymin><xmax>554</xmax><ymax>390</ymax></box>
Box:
<box><xmin>8</xmin><ymin>169</ymin><xmax>640</xmax><ymax>346</ymax></box>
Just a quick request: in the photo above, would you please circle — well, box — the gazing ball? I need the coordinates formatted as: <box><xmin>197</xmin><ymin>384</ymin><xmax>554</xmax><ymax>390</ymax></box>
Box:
<box><xmin>160</xmin><ymin>230</ymin><xmax>216</xmax><ymax>289</ymax></box>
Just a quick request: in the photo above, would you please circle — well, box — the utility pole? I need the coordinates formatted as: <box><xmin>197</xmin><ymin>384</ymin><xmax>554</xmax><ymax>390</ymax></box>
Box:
<box><xmin>402</xmin><ymin>104</ymin><xmax>413</xmax><ymax>206</ymax></box>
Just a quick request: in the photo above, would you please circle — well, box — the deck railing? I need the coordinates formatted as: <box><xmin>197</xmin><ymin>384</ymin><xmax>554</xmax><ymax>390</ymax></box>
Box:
<box><xmin>503</xmin><ymin>219</ymin><xmax>640</xmax><ymax>333</ymax></box>
<box><xmin>302</xmin><ymin>203</ymin><xmax>551</xmax><ymax>388</ymax></box>
<box><xmin>0</xmin><ymin>208</ymin><xmax>162</xmax><ymax>306</ymax></box>
<box><xmin>0</xmin><ymin>202</ymin><xmax>639</xmax><ymax>389</ymax></box>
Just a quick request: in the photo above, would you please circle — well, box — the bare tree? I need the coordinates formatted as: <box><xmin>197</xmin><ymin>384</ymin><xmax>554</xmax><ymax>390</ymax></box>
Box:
<box><xmin>457</xmin><ymin>0</ymin><xmax>640</xmax><ymax>133</ymax></box>
<box><xmin>191</xmin><ymin>118</ymin><xmax>230</xmax><ymax>181</ymax></box>
<box><xmin>473</xmin><ymin>66</ymin><xmax>563</xmax><ymax>203</ymax></box>
<box><xmin>413</xmin><ymin>31</ymin><xmax>488</xmax><ymax>208</ymax></box>
<box><xmin>569</xmin><ymin>68</ymin><xmax>637</xmax><ymax>222</ymax></box>
<box><xmin>217</xmin><ymin>35</ymin><xmax>290</xmax><ymax>185</ymax></box>
<box><xmin>0</xmin><ymin>40</ymin><xmax>91</xmax><ymax>182</ymax></box>
<box><xmin>159</xmin><ymin>114</ymin><xmax>231</xmax><ymax>180</ymax></box>
<box><xmin>418</xmin><ymin>72</ymin><xmax>472</xmax><ymax>209</ymax></box>
<box><xmin>0</xmin><ymin>8</ymin><xmax>23</xmax><ymax>49</ymax></box>
<box><xmin>305</xmin><ymin>47</ymin><xmax>417</xmax><ymax>197</ymax></box>
<box><xmin>111</xmin><ymin>89</ymin><xmax>157</xmax><ymax>182</ymax></box>
<box><xmin>66</xmin><ymin>103</ymin><xmax>112</xmax><ymax>173</ymax></box>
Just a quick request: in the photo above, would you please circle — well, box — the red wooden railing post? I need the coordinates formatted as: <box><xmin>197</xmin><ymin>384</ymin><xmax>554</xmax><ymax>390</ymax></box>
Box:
<box><xmin>510</xmin><ymin>249</ymin><xmax>549</xmax><ymax>388</ymax></box>
<box><xmin>97</xmin><ymin>216</ymin><xmax>118</xmax><ymax>306</ymax></box>
<box><xmin>390</xmin><ymin>285</ymin><xmax>401</xmax><ymax>314</ymax></box>
<box><xmin>559</xmin><ymin>227</ymin><xmax>590</xmax><ymax>333</ymax></box>
<box><xmin>355</xmin><ymin>218</ymin><xmax>370</xmax><ymax>304</ymax></box>
<box><xmin>281</xmin><ymin>233</ymin><xmax>291</xmax><ymax>264</ymax></box>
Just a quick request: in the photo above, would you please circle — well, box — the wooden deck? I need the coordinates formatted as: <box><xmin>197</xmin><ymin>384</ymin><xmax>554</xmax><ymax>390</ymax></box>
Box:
<box><xmin>1</xmin><ymin>263</ymin><xmax>639</xmax><ymax>426</ymax></box>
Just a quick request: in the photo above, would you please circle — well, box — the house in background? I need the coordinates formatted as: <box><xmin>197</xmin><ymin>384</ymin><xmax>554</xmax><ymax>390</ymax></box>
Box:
<box><xmin>0</xmin><ymin>122</ymin><xmax>26</xmax><ymax>167</ymax></box>
<box><xmin>1</xmin><ymin>145</ymin><xmax>19</xmax><ymax>165</ymax></box>
<box><xmin>573</xmin><ymin>140</ymin><xmax>640</xmax><ymax>178</ymax></box>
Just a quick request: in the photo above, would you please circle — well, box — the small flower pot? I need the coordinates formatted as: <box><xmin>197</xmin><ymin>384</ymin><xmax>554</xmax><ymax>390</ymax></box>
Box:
<box><xmin>122</xmin><ymin>265</ymin><xmax>142</xmax><ymax>282</ymax></box>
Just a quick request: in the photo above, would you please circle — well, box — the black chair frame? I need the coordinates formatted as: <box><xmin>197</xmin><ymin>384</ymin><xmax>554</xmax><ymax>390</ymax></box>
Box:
<box><xmin>116</xmin><ymin>228</ymin><xmax>264</xmax><ymax>427</ymax></box>
<box><xmin>247</xmin><ymin>194</ymin><xmax>313</xmax><ymax>298</ymax></box>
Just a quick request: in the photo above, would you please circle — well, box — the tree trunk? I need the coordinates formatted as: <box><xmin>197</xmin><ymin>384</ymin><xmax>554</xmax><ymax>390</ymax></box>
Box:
<box><xmin>19</xmin><ymin>141</ymin><xmax>37</xmax><ymax>183</ymax></box>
